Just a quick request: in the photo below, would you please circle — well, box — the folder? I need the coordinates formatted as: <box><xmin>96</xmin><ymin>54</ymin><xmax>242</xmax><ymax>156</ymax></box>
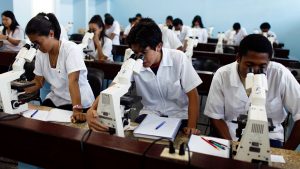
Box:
<box><xmin>133</xmin><ymin>114</ymin><xmax>181</xmax><ymax>141</ymax></box>
<box><xmin>188</xmin><ymin>135</ymin><xmax>230</xmax><ymax>158</ymax></box>
<box><xmin>22</xmin><ymin>109</ymin><xmax>72</xmax><ymax>123</ymax></box>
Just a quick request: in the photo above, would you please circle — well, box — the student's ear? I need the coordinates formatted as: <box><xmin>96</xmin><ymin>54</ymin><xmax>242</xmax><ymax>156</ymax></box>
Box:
<box><xmin>49</xmin><ymin>30</ymin><xmax>55</xmax><ymax>38</ymax></box>
<box><xmin>236</xmin><ymin>54</ymin><xmax>241</xmax><ymax>64</ymax></box>
<box><xmin>156</xmin><ymin>42</ymin><xmax>163</xmax><ymax>52</ymax></box>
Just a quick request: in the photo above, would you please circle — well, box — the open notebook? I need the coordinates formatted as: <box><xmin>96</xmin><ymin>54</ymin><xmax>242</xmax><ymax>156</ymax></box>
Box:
<box><xmin>133</xmin><ymin>114</ymin><xmax>181</xmax><ymax>141</ymax></box>
<box><xmin>188</xmin><ymin>135</ymin><xmax>230</xmax><ymax>158</ymax></box>
<box><xmin>22</xmin><ymin>109</ymin><xmax>72</xmax><ymax>122</ymax></box>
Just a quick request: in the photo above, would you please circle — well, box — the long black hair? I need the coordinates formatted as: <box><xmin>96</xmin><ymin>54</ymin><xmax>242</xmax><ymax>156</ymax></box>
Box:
<box><xmin>89</xmin><ymin>15</ymin><xmax>106</xmax><ymax>46</ymax></box>
<box><xmin>1</xmin><ymin>10</ymin><xmax>20</xmax><ymax>35</ymax></box>
<box><xmin>25</xmin><ymin>13</ymin><xmax>61</xmax><ymax>40</ymax></box>
<box><xmin>192</xmin><ymin>15</ymin><xmax>204</xmax><ymax>28</ymax></box>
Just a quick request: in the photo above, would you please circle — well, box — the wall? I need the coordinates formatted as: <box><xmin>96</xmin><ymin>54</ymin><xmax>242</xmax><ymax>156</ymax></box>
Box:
<box><xmin>0</xmin><ymin>0</ymin><xmax>13</xmax><ymax>13</ymax></box>
<box><xmin>109</xmin><ymin>0</ymin><xmax>300</xmax><ymax>60</ymax></box>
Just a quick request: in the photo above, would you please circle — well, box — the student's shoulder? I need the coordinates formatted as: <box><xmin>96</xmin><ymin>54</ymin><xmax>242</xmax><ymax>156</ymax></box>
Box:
<box><xmin>61</xmin><ymin>40</ymin><xmax>80</xmax><ymax>51</ymax></box>
<box><xmin>215</xmin><ymin>62</ymin><xmax>236</xmax><ymax>76</ymax></box>
<box><xmin>268</xmin><ymin>61</ymin><xmax>290</xmax><ymax>75</ymax></box>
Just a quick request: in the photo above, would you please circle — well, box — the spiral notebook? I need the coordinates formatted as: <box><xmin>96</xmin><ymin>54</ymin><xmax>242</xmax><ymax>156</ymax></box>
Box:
<box><xmin>133</xmin><ymin>114</ymin><xmax>181</xmax><ymax>141</ymax></box>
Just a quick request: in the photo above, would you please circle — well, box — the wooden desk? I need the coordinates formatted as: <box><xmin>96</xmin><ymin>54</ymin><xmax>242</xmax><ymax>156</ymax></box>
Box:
<box><xmin>0</xmin><ymin>112</ymin><xmax>280</xmax><ymax>169</ymax></box>
<box><xmin>0</xmin><ymin>51</ymin><xmax>18</xmax><ymax>67</ymax></box>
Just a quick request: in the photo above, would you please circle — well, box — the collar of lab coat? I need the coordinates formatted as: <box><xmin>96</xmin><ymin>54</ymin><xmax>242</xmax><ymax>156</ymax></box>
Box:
<box><xmin>230</xmin><ymin>61</ymin><xmax>249</xmax><ymax>103</ymax></box>
<box><xmin>140</xmin><ymin>48</ymin><xmax>173</xmax><ymax>72</ymax></box>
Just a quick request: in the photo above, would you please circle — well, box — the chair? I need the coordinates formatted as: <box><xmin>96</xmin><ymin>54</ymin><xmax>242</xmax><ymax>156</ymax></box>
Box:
<box><xmin>87</xmin><ymin>67</ymin><xmax>104</xmax><ymax>98</ymax></box>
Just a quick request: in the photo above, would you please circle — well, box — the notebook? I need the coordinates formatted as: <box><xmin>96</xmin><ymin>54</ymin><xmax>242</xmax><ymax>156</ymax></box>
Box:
<box><xmin>133</xmin><ymin>114</ymin><xmax>182</xmax><ymax>141</ymax></box>
<box><xmin>22</xmin><ymin>109</ymin><xmax>72</xmax><ymax>123</ymax></box>
<box><xmin>188</xmin><ymin>135</ymin><xmax>230</xmax><ymax>158</ymax></box>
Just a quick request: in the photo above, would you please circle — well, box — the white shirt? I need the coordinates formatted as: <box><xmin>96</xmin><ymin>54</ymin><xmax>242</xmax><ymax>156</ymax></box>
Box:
<box><xmin>260</xmin><ymin>30</ymin><xmax>278</xmax><ymax>44</ymax></box>
<box><xmin>124</xmin><ymin>24</ymin><xmax>132</xmax><ymax>36</ymax></box>
<box><xmin>87</xmin><ymin>36</ymin><xmax>113</xmax><ymax>61</ymax></box>
<box><xmin>173</xmin><ymin>25</ymin><xmax>192</xmax><ymax>43</ymax></box>
<box><xmin>204</xmin><ymin>61</ymin><xmax>300</xmax><ymax>141</ymax></box>
<box><xmin>105</xmin><ymin>20</ymin><xmax>120</xmax><ymax>45</ymax></box>
<box><xmin>161</xmin><ymin>27</ymin><xmax>182</xmax><ymax>49</ymax></box>
<box><xmin>117</xmin><ymin>48</ymin><xmax>202</xmax><ymax>119</ymax></box>
<box><xmin>191</xmin><ymin>27</ymin><xmax>208</xmax><ymax>43</ymax></box>
<box><xmin>34</xmin><ymin>40</ymin><xmax>95</xmax><ymax>108</ymax></box>
<box><xmin>224</xmin><ymin>27</ymin><xmax>247</xmax><ymax>46</ymax></box>
<box><xmin>0</xmin><ymin>26</ymin><xmax>24</xmax><ymax>51</ymax></box>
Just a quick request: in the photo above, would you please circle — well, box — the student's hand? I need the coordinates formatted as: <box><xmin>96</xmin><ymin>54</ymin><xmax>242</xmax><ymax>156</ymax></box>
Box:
<box><xmin>71</xmin><ymin>110</ymin><xmax>86</xmax><ymax>123</ymax></box>
<box><xmin>0</xmin><ymin>34</ymin><xmax>7</xmax><ymax>40</ymax></box>
<box><xmin>183</xmin><ymin>127</ymin><xmax>201</xmax><ymax>135</ymax></box>
<box><xmin>86</xmin><ymin>108</ymin><xmax>109</xmax><ymax>132</ymax></box>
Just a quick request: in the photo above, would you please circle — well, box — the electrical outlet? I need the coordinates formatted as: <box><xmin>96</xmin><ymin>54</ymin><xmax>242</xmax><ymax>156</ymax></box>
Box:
<box><xmin>160</xmin><ymin>148</ymin><xmax>192</xmax><ymax>161</ymax></box>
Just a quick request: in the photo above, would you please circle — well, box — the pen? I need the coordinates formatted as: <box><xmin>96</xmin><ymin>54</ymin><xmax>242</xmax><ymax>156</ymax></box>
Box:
<box><xmin>155</xmin><ymin>121</ymin><xmax>166</xmax><ymax>130</ymax></box>
<box><xmin>30</xmin><ymin>110</ymin><xmax>39</xmax><ymax>118</ymax></box>
<box><xmin>209</xmin><ymin>139</ymin><xmax>228</xmax><ymax>148</ymax></box>
<box><xmin>201</xmin><ymin>137</ymin><xmax>219</xmax><ymax>150</ymax></box>
<box><xmin>209</xmin><ymin>140</ymin><xmax>225</xmax><ymax>150</ymax></box>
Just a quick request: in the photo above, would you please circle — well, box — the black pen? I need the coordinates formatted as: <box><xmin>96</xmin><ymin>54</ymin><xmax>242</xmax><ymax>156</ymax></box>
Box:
<box><xmin>30</xmin><ymin>110</ymin><xmax>39</xmax><ymax>118</ymax></box>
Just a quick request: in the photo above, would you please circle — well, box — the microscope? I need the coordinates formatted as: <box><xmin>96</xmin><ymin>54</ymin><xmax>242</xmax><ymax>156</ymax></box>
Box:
<box><xmin>97</xmin><ymin>51</ymin><xmax>143</xmax><ymax>137</ymax></box>
<box><xmin>226</xmin><ymin>30</ymin><xmax>236</xmax><ymax>45</ymax></box>
<box><xmin>78</xmin><ymin>32</ymin><xmax>94</xmax><ymax>60</ymax></box>
<box><xmin>0</xmin><ymin>44</ymin><xmax>37</xmax><ymax>114</ymax></box>
<box><xmin>185</xmin><ymin>37</ymin><xmax>194</xmax><ymax>61</ymax></box>
<box><xmin>215</xmin><ymin>32</ymin><xmax>225</xmax><ymax>54</ymax></box>
<box><xmin>233</xmin><ymin>68</ymin><xmax>273</xmax><ymax>165</ymax></box>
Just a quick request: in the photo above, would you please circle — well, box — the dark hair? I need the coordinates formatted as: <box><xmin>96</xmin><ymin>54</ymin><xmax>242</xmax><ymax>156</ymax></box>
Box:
<box><xmin>260</xmin><ymin>22</ymin><xmax>271</xmax><ymax>30</ymax></box>
<box><xmin>136</xmin><ymin>13</ymin><xmax>142</xmax><ymax>18</ymax></box>
<box><xmin>238</xmin><ymin>34</ymin><xmax>273</xmax><ymax>59</ymax></box>
<box><xmin>233</xmin><ymin>22</ymin><xmax>241</xmax><ymax>31</ymax></box>
<box><xmin>104</xmin><ymin>16</ymin><xmax>114</xmax><ymax>26</ymax></box>
<box><xmin>1</xmin><ymin>10</ymin><xmax>20</xmax><ymax>35</ymax></box>
<box><xmin>89</xmin><ymin>15</ymin><xmax>106</xmax><ymax>46</ymax></box>
<box><xmin>166</xmin><ymin>15</ymin><xmax>173</xmax><ymax>21</ymax></box>
<box><xmin>192</xmin><ymin>15</ymin><xmax>204</xmax><ymax>28</ymax></box>
<box><xmin>129</xmin><ymin>17</ymin><xmax>137</xmax><ymax>24</ymax></box>
<box><xmin>126</xmin><ymin>18</ymin><xmax>162</xmax><ymax>50</ymax></box>
<box><xmin>173</xmin><ymin>18</ymin><xmax>183</xmax><ymax>27</ymax></box>
<box><xmin>104</xmin><ymin>13</ymin><xmax>111</xmax><ymax>19</ymax></box>
<box><xmin>25</xmin><ymin>13</ymin><xmax>61</xmax><ymax>40</ymax></box>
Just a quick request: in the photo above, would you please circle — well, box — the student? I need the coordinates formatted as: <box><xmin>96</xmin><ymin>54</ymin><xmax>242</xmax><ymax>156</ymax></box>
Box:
<box><xmin>86</xmin><ymin>18</ymin><xmax>202</xmax><ymax>135</ymax></box>
<box><xmin>172</xmin><ymin>18</ymin><xmax>192</xmax><ymax>51</ymax></box>
<box><xmin>204</xmin><ymin>34</ymin><xmax>300</xmax><ymax>149</ymax></box>
<box><xmin>165</xmin><ymin>15</ymin><xmax>173</xmax><ymax>29</ymax></box>
<box><xmin>224</xmin><ymin>22</ymin><xmax>247</xmax><ymax>46</ymax></box>
<box><xmin>87</xmin><ymin>15</ymin><xmax>113</xmax><ymax>61</ymax></box>
<box><xmin>135</xmin><ymin>13</ymin><xmax>142</xmax><ymax>22</ymax></box>
<box><xmin>159</xmin><ymin>25</ymin><xmax>183</xmax><ymax>50</ymax></box>
<box><xmin>260</xmin><ymin>22</ymin><xmax>278</xmax><ymax>44</ymax></box>
<box><xmin>0</xmin><ymin>10</ymin><xmax>24</xmax><ymax>51</ymax></box>
<box><xmin>104</xmin><ymin>15</ymin><xmax>120</xmax><ymax>45</ymax></box>
<box><xmin>24</xmin><ymin>13</ymin><xmax>95</xmax><ymax>123</ymax></box>
<box><xmin>191</xmin><ymin>15</ymin><xmax>208</xmax><ymax>43</ymax></box>
<box><xmin>123</xmin><ymin>17</ymin><xmax>138</xmax><ymax>38</ymax></box>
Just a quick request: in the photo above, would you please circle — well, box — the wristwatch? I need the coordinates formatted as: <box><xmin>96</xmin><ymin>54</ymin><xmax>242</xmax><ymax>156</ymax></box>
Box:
<box><xmin>72</xmin><ymin>104</ymin><xmax>83</xmax><ymax>112</ymax></box>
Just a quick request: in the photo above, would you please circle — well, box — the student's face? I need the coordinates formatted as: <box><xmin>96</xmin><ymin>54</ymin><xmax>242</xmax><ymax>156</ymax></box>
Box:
<box><xmin>174</xmin><ymin>25</ymin><xmax>182</xmax><ymax>31</ymax></box>
<box><xmin>237</xmin><ymin>51</ymin><xmax>270</xmax><ymax>78</ymax></box>
<box><xmin>166</xmin><ymin>19</ymin><xmax>172</xmax><ymax>26</ymax></box>
<box><xmin>89</xmin><ymin>23</ymin><xmax>101</xmax><ymax>33</ymax></box>
<box><xmin>28</xmin><ymin>31</ymin><xmax>55</xmax><ymax>53</ymax></box>
<box><xmin>194</xmin><ymin>21</ymin><xmax>200</xmax><ymax>27</ymax></box>
<box><xmin>261</xmin><ymin>28</ymin><xmax>269</xmax><ymax>33</ymax></box>
<box><xmin>2</xmin><ymin>16</ymin><xmax>12</xmax><ymax>28</ymax></box>
<box><xmin>131</xmin><ymin>43</ymin><xmax>162</xmax><ymax>68</ymax></box>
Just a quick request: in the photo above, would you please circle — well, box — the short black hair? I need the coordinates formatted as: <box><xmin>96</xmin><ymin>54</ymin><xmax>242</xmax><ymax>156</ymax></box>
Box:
<box><xmin>1</xmin><ymin>10</ymin><xmax>20</xmax><ymax>35</ymax></box>
<box><xmin>238</xmin><ymin>34</ymin><xmax>273</xmax><ymax>59</ymax></box>
<box><xmin>166</xmin><ymin>15</ymin><xmax>173</xmax><ymax>21</ymax></box>
<box><xmin>233</xmin><ymin>22</ymin><xmax>241</xmax><ymax>31</ymax></box>
<box><xmin>260</xmin><ymin>22</ymin><xmax>271</xmax><ymax>30</ymax></box>
<box><xmin>173</xmin><ymin>18</ymin><xmax>183</xmax><ymax>26</ymax></box>
<box><xmin>104</xmin><ymin>16</ymin><xmax>114</xmax><ymax>26</ymax></box>
<box><xmin>126</xmin><ymin>18</ymin><xmax>162</xmax><ymax>50</ymax></box>
<box><xmin>26</xmin><ymin>13</ymin><xmax>61</xmax><ymax>40</ymax></box>
<box><xmin>129</xmin><ymin>17</ymin><xmax>137</xmax><ymax>23</ymax></box>
<box><xmin>136</xmin><ymin>13</ymin><xmax>142</xmax><ymax>18</ymax></box>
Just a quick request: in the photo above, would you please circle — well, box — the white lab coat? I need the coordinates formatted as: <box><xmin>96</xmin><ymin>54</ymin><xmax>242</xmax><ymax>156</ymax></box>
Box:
<box><xmin>161</xmin><ymin>27</ymin><xmax>182</xmax><ymax>49</ymax></box>
<box><xmin>87</xmin><ymin>36</ymin><xmax>113</xmax><ymax>61</ymax></box>
<box><xmin>173</xmin><ymin>25</ymin><xmax>192</xmax><ymax>43</ymax></box>
<box><xmin>105</xmin><ymin>20</ymin><xmax>120</xmax><ymax>45</ymax></box>
<box><xmin>204</xmin><ymin>61</ymin><xmax>300</xmax><ymax>141</ymax></box>
<box><xmin>224</xmin><ymin>27</ymin><xmax>247</xmax><ymax>46</ymax></box>
<box><xmin>0</xmin><ymin>26</ymin><xmax>24</xmax><ymax>51</ymax></box>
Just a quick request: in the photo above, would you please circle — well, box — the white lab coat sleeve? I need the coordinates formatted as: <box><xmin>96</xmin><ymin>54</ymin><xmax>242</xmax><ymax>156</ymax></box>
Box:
<box><xmin>204</xmin><ymin>71</ymin><xmax>225</xmax><ymax>119</ymax></box>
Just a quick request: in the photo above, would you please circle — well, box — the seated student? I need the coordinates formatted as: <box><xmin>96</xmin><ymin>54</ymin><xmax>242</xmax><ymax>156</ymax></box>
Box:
<box><xmin>0</xmin><ymin>10</ymin><xmax>24</xmax><ymax>51</ymax></box>
<box><xmin>86</xmin><ymin>18</ymin><xmax>202</xmax><ymax>135</ymax></box>
<box><xmin>259</xmin><ymin>22</ymin><xmax>278</xmax><ymax>44</ymax></box>
<box><xmin>158</xmin><ymin>24</ymin><xmax>183</xmax><ymax>50</ymax></box>
<box><xmin>204</xmin><ymin>34</ymin><xmax>300</xmax><ymax>149</ymax></box>
<box><xmin>135</xmin><ymin>13</ymin><xmax>142</xmax><ymax>22</ymax></box>
<box><xmin>24</xmin><ymin>13</ymin><xmax>95</xmax><ymax>123</ymax></box>
<box><xmin>104</xmin><ymin>14</ymin><xmax>120</xmax><ymax>45</ymax></box>
<box><xmin>172</xmin><ymin>18</ymin><xmax>192</xmax><ymax>51</ymax></box>
<box><xmin>123</xmin><ymin>17</ymin><xmax>138</xmax><ymax>38</ymax></box>
<box><xmin>224</xmin><ymin>22</ymin><xmax>247</xmax><ymax>46</ymax></box>
<box><xmin>164</xmin><ymin>15</ymin><xmax>173</xmax><ymax>29</ymax></box>
<box><xmin>191</xmin><ymin>15</ymin><xmax>208</xmax><ymax>43</ymax></box>
<box><xmin>87</xmin><ymin>15</ymin><xmax>113</xmax><ymax>61</ymax></box>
